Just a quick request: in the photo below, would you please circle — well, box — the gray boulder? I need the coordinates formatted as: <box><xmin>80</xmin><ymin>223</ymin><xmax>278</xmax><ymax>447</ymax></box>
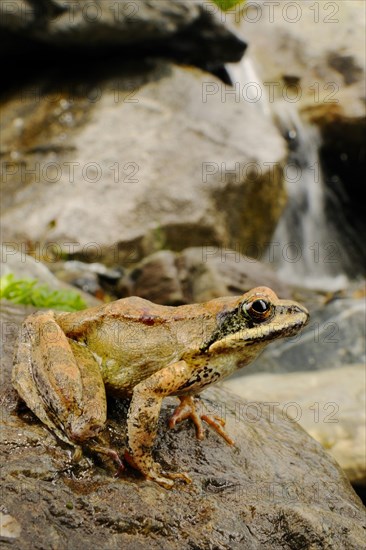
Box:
<box><xmin>1</xmin><ymin>61</ymin><xmax>286</xmax><ymax>263</ymax></box>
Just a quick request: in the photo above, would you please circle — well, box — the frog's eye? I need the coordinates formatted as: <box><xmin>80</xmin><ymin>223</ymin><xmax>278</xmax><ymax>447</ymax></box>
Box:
<box><xmin>242</xmin><ymin>299</ymin><xmax>272</xmax><ymax>322</ymax></box>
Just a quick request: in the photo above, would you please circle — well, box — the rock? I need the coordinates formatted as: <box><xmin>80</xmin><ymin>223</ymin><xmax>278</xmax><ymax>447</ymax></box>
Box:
<box><xmin>0</xmin><ymin>513</ymin><xmax>22</xmax><ymax>540</ymax></box>
<box><xmin>231</xmin><ymin>0</ymin><xmax>365</xmax><ymax>122</ymax></box>
<box><xmin>223</xmin><ymin>364</ymin><xmax>366</xmax><ymax>487</ymax></box>
<box><xmin>52</xmin><ymin>260</ymin><xmax>125</xmax><ymax>300</ymax></box>
<box><xmin>1</xmin><ymin>244</ymin><xmax>68</xmax><ymax>288</ymax></box>
<box><xmin>1</xmin><ymin>61</ymin><xmax>286</xmax><ymax>264</ymax></box>
<box><xmin>0</xmin><ymin>0</ymin><xmax>246</xmax><ymax>66</ymax></box>
<box><xmin>131</xmin><ymin>250</ymin><xmax>185</xmax><ymax>305</ymax></box>
<box><xmin>179</xmin><ymin>246</ymin><xmax>291</xmax><ymax>303</ymax></box>
<box><xmin>131</xmin><ymin>247</ymin><xmax>291</xmax><ymax>305</ymax></box>
<box><xmin>240</xmin><ymin>294</ymin><xmax>366</xmax><ymax>375</ymax></box>
<box><xmin>2</xmin><ymin>303</ymin><xmax>365</xmax><ymax>548</ymax></box>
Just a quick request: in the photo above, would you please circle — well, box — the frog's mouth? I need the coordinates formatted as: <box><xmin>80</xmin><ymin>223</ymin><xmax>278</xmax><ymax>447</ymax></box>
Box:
<box><xmin>207</xmin><ymin>304</ymin><xmax>309</xmax><ymax>353</ymax></box>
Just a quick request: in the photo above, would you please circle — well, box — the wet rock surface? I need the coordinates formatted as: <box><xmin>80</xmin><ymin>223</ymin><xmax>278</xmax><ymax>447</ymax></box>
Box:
<box><xmin>1</xmin><ymin>303</ymin><xmax>365</xmax><ymax>549</ymax></box>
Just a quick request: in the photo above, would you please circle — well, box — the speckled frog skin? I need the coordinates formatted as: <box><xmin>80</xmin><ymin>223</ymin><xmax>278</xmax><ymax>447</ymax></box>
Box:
<box><xmin>12</xmin><ymin>286</ymin><xmax>309</xmax><ymax>488</ymax></box>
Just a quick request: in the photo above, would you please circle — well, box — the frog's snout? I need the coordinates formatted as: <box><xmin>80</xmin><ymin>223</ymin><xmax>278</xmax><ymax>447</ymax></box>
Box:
<box><xmin>279</xmin><ymin>300</ymin><xmax>309</xmax><ymax>324</ymax></box>
<box><xmin>299</xmin><ymin>305</ymin><xmax>310</xmax><ymax>326</ymax></box>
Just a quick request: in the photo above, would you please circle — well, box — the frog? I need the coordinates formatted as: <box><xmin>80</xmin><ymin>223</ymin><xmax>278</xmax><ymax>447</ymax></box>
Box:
<box><xmin>12</xmin><ymin>286</ymin><xmax>309</xmax><ymax>488</ymax></box>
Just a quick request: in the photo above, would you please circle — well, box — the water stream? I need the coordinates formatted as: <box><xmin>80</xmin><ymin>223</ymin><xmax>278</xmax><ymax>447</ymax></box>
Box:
<box><xmin>227</xmin><ymin>59</ymin><xmax>349</xmax><ymax>290</ymax></box>
<box><xmin>271</xmin><ymin>103</ymin><xmax>349</xmax><ymax>290</ymax></box>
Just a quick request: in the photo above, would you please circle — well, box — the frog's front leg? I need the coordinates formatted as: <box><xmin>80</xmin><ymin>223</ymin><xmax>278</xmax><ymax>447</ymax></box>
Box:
<box><xmin>12</xmin><ymin>311</ymin><xmax>107</xmax><ymax>446</ymax></box>
<box><xmin>125</xmin><ymin>360</ymin><xmax>193</xmax><ymax>489</ymax></box>
<box><xmin>169</xmin><ymin>396</ymin><xmax>235</xmax><ymax>445</ymax></box>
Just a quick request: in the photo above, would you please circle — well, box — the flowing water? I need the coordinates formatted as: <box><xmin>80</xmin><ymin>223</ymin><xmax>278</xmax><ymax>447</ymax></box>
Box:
<box><xmin>227</xmin><ymin>59</ymin><xmax>349</xmax><ymax>290</ymax></box>
<box><xmin>270</xmin><ymin>103</ymin><xmax>349</xmax><ymax>290</ymax></box>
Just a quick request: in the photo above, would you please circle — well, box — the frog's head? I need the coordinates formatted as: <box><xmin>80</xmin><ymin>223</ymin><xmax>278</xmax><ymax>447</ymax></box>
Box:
<box><xmin>202</xmin><ymin>286</ymin><xmax>309</xmax><ymax>355</ymax></box>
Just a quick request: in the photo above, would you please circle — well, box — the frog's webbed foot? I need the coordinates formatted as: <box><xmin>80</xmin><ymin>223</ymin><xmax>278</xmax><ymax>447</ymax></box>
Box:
<box><xmin>169</xmin><ymin>396</ymin><xmax>235</xmax><ymax>445</ymax></box>
<box><xmin>124</xmin><ymin>451</ymin><xmax>191</xmax><ymax>489</ymax></box>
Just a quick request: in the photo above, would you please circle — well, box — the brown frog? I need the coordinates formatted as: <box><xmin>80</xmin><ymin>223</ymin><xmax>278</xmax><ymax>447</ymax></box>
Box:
<box><xmin>12</xmin><ymin>286</ymin><xmax>309</xmax><ymax>488</ymax></box>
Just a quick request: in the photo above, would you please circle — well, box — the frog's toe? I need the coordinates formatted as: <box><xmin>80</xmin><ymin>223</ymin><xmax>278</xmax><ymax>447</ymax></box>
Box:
<box><xmin>169</xmin><ymin>395</ymin><xmax>205</xmax><ymax>439</ymax></box>
<box><xmin>147</xmin><ymin>469</ymin><xmax>192</xmax><ymax>489</ymax></box>
<box><xmin>201</xmin><ymin>414</ymin><xmax>235</xmax><ymax>445</ymax></box>
<box><xmin>124</xmin><ymin>451</ymin><xmax>191</xmax><ymax>488</ymax></box>
<box><xmin>163</xmin><ymin>470</ymin><xmax>192</xmax><ymax>484</ymax></box>
<box><xmin>170</xmin><ymin>396</ymin><xmax>234</xmax><ymax>445</ymax></box>
<box><xmin>86</xmin><ymin>442</ymin><xmax>125</xmax><ymax>472</ymax></box>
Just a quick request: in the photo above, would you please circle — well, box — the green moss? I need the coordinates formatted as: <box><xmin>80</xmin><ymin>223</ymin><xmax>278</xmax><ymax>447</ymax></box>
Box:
<box><xmin>0</xmin><ymin>273</ymin><xmax>87</xmax><ymax>312</ymax></box>
<box><xmin>211</xmin><ymin>0</ymin><xmax>244</xmax><ymax>11</ymax></box>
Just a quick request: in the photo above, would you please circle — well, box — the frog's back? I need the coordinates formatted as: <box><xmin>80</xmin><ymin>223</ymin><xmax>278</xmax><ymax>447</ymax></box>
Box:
<box><xmin>55</xmin><ymin>295</ymin><xmax>236</xmax><ymax>339</ymax></box>
<box><xmin>56</xmin><ymin>296</ymin><xmax>171</xmax><ymax>332</ymax></box>
<box><xmin>53</xmin><ymin>295</ymin><xmax>240</xmax><ymax>395</ymax></box>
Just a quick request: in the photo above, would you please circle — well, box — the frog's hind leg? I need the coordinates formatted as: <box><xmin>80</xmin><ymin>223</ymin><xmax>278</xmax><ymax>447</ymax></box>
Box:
<box><xmin>67</xmin><ymin>339</ymin><xmax>107</xmax><ymax>442</ymax></box>
<box><xmin>12</xmin><ymin>316</ymin><xmax>70</xmax><ymax>445</ymax></box>
<box><xmin>12</xmin><ymin>311</ymin><xmax>107</xmax><ymax>446</ymax></box>
<box><xmin>169</xmin><ymin>395</ymin><xmax>234</xmax><ymax>445</ymax></box>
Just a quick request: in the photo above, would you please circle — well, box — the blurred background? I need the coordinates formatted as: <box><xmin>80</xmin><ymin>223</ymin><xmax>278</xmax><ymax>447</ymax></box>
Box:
<box><xmin>1</xmin><ymin>0</ymin><xmax>365</xmax><ymax>512</ymax></box>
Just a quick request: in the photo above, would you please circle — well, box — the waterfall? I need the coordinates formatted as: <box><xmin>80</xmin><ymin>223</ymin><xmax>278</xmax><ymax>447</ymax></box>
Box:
<box><xmin>227</xmin><ymin>59</ymin><xmax>349</xmax><ymax>290</ymax></box>
<box><xmin>226</xmin><ymin>57</ymin><xmax>271</xmax><ymax>117</ymax></box>
<box><xmin>271</xmin><ymin>103</ymin><xmax>349</xmax><ymax>290</ymax></box>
